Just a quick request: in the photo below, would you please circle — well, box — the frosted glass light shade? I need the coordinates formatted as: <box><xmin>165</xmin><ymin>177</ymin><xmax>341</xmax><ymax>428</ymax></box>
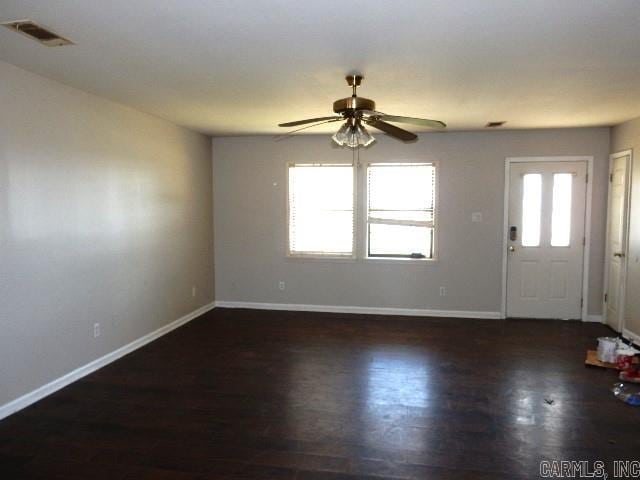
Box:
<box><xmin>332</xmin><ymin>119</ymin><xmax>375</xmax><ymax>148</ymax></box>
<box><xmin>356</xmin><ymin>122</ymin><xmax>375</xmax><ymax>146</ymax></box>
<box><xmin>332</xmin><ymin>122</ymin><xmax>350</xmax><ymax>146</ymax></box>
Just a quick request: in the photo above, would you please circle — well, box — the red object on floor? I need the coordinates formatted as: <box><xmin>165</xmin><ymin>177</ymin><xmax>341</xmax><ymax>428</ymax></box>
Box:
<box><xmin>619</xmin><ymin>369</ymin><xmax>640</xmax><ymax>383</ymax></box>
<box><xmin>617</xmin><ymin>354</ymin><xmax>635</xmax><ymax>371</ymax></box>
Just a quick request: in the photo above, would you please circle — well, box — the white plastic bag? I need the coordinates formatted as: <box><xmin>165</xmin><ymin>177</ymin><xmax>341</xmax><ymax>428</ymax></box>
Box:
<box><xmin>597</xmin><ymin>337</ymin><xmax>618</xmax><ymax>363</ymax></box>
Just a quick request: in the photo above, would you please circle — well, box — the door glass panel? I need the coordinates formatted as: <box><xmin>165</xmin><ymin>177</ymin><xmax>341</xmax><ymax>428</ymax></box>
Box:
<box><xmin>551</xmin><ymin>173</ymin><xmax>572</xmax><ymax>247</ymax></box>
<box><xmin>522</xmin><ymin>174</ymin><xmax>541</xmax><ymax>247</ymax></box>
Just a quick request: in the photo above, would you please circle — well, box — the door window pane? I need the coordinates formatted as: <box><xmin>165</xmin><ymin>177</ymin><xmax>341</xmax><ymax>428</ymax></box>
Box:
<box><xmin>521</xmin><ymin>173</ymin><xmax>541</xmax><ymax>247</ymax></box>
<box><xmin>551</xmin><ymin>173</ymin><xmax>572</xmax><ymax>247</ymax></box>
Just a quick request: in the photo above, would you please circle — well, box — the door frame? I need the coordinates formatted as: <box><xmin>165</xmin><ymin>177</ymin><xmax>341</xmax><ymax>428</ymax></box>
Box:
<box><xmin>500</xmin><ymin>156</ymin><xmax>594</xmax><ymax>321</ymax></box>
<box><xmin>602</xmin><ymin>149</ymin><xmax>633</xmax><ymax>332</ymax></box>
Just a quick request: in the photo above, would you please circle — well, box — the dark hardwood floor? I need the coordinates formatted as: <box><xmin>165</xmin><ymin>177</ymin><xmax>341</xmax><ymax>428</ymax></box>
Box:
<box><xmin>1</xmin><ymin>308</ymin><xmax>638</xmax><ymax>479</ymax></box>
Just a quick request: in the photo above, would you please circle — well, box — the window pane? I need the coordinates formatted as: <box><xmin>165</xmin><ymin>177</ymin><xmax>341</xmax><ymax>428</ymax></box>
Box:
<box><xmin>368</xmin><ymin>165</ymin><xmax>434</xmax><ymax>211</ymax></box>
<box><xmin>367</xmin><ymin>164</ymin><xmax>435</xmax><ymax>258</ymax></box>
<box><xmin>369</xmin><ymin>224</ymin><xmax>432</xmax><ymax>258</ymax></box>
<box><xmin>288</xmin><ymin>165</ymin><xmax>353</xmax><ymax>255</ymax></box>
<box><xmin>521</xmin><ymin>173</ymin><xmax>541</xmax><ymax>247</ymax></box>
<box><xmin>551</xmin><ymin>173</ymin><xmax>572</xmax><ymax>247</ymax></box>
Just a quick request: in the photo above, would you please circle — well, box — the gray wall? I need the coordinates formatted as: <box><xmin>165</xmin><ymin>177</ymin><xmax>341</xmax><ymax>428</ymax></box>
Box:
<box><xmin>611</xmin><ymin>117</ymin><xmax>640</xmax><ymax>339</ymax></box>
<box><xmin>0</xmin><ymin>61</ymin><xmax>214</xmax><ymax>406</ymax></box>
<box><xmin>213</xmin><ymin>129</ymin><xmax>609</xmax><ymax>315</ymax></box>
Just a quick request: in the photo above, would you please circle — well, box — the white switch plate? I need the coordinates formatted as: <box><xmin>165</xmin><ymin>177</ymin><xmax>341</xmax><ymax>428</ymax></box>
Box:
<box><xmin>471</xmin><ymin>212</ymin><xmax>483</xmax><ymax>222</ymax></box>
<box><xmin>279</xmin><ymin>281</ymin><xmax>285</xmax><ymax>290</ymax></box>
<box><xmin>93</xmin><ymin>323</ymin><xmax>100</xmax><ymax>338</ymax></box>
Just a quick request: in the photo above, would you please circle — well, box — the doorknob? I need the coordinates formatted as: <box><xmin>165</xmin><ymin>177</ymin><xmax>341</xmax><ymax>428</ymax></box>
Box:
<box><xmin>509</xmin><ymin>245</ymin><xmax>515</xmax><ymax>252</ymax></box>
<box><xmin>614</xmin><ymin>252</ymin><xmax>625</xmax><ymax>258</ymax></box>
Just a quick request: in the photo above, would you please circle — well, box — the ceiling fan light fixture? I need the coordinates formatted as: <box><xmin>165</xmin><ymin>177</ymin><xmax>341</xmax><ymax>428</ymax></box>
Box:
<box><xmin>346</xmin><ymin>124</ymin><xmax>359</xmax><ymax>148</ymax></box>
<box><xmin>355</xmin><ymin>121</ymin><xmax>375</xmax><ymax>147</ymax></box>
<box><xmin>332</xmin><ymin>119</ymin><xmax>375</xmax><ymax>148</ymax></box>
<box><xmin>331</xmin><ymin>121</ymin><xmax>351</xmax><ymax>146</ymax></box>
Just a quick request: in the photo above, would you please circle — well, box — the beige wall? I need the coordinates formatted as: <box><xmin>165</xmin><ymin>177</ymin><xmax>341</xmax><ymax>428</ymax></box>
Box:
<box><xmin>213</xmin><ymin>129</ymin><xmax>609</xmax><ymax>316</ymax></box>
<box><xmin>611</xmin><ymin>117</ymin><xmax>640</xmax><ymax>339</ymax></box>
<box><xmin>0</xmin><ymin>61</ymin><xmax>214</xmax><ymax>406</ymax></box>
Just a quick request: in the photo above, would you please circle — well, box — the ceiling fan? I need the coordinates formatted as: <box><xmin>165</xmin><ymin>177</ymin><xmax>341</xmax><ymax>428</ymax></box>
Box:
<box><xmin>278</xmin><ymin>75</ymin><xmax>446</xmax><ymax>148</ymax></box>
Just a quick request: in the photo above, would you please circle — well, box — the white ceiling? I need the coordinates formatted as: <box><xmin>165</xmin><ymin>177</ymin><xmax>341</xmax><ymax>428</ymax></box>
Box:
<box><xmin>1</xmin><ymin>0</ymin><xmax>640</xmax><ymax>135</ymax></box>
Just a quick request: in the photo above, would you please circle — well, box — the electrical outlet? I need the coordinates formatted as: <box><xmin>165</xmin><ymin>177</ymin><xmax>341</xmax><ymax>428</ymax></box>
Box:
<box><xmin>439</xmin><ymin>287</ymin><xmax>446</xmax><ymax>297</ymax></box>
<box><xmin>279</xmin><ymin>281</ymin><xmax>285</xmax><ymax>291</ymax></box>
<box><xmin>93</xmin><ymin>323</ymin><xmax>100</xmax><ymax>338</ymax></box>
<box><xmin>191</xmin><ymin>286</ymin><xmax>197</xmax><ymax>298</ymax></box>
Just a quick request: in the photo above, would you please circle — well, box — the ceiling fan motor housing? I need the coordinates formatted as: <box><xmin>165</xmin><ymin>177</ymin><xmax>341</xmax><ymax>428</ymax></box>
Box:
<box><xmin>333</xmin><ymin>97</ymin><xmax>376</xmax><ymax>115</ymax></box>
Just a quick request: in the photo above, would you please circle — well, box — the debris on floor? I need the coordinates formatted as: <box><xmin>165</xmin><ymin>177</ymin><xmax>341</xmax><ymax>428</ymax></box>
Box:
<box><xmin>585</xmin><ymin>338</ymin><xmax>639</xmax><ymax>369</ymax></box>
<box><xmin>544</xmin><ymin>398</ymin><xmax>555</xmax><ymax>405</ymax></box>
<box><xmin>618</xmin><ymin>345</ymin><xmax>640</xmax><ymax>383</ymax></box>
<box><xmin>585</xmin><ymin>350</ymin><xmax>617</xmax><ymax>369</ymax></box>
<box><xmin>611</xmin><ymin>383</ymin><xmax>640</xmax><ymax>406</ymax></box>
<box><xmin>616</xmin><ymin>345</ymin><xmax>639</xmax><ymax>369</ymax></box>
<box><xmin>597</xmin><ymin>337</ymin><xmax>619</xmax><ymax>363</ymax></box>
<box><xmin>619</xmin><ymin>370</ymin><xmax>640</xmax><ymax>383</ymax></box>
<box><xmin>587</xmin><ymin>336</ymin><xmax>640</xmax><ymax>404</ymax></box>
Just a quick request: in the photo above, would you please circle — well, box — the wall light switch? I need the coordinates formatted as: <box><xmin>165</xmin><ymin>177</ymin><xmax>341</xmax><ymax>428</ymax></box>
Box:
<box><xmin>471</xmin><ymin>212</ymin><xmax>483</xmax><ymax>223</ymax></box>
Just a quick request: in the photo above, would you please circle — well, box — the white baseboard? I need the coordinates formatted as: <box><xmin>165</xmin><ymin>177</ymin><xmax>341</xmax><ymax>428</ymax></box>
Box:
<box><xmin>584</xmin><ymin>314</ymin><xmax>604</xmax><ymax>323</ymax></box>
<box><xmin>214</xmin><ymin>300</ymin><xmax>501</xmax><ymax>319</ymax></box>
<box><xmin>623</xmin><ymin>328</ymin><xmax>640</xmax><ymax>347</ymax></box>
<box><xmin>0</xmin><ymin>302</ymin><xmax>215</xmax><ymax>421</ymax></box>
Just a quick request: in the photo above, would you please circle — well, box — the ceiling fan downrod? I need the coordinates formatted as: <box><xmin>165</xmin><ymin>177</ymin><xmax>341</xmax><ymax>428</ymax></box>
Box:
<box><xmin>347</xmin><ymin>74</ymin><xmax>363</xmax><ymax>97</ymax></box>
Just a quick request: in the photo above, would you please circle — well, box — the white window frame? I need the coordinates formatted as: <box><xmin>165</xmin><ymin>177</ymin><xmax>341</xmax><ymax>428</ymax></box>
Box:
<box><xmin>286</xmin><ymin>162</ymin><xmax>357</xmax><ymax>259</ymax></box>
<box><xmin>285</xmin><ymin>160</ymin><xmax>438</xmax><ymax>263</ymax></box>
<box><xmin>364</xmin><ymin>162</ymin><xmax>438</xmax><ymax>262</ymax></box>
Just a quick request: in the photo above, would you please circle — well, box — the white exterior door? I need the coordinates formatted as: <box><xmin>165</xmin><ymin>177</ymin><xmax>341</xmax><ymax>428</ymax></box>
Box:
<box><xmin>605</xmin><ymin>152</ymin><xmax>631</xmax><ymax>331</ymax></box>
<box><xmin>506</xmin><ymin>161</ymin><xmax>587</xmax><ymax>319</ymax></box>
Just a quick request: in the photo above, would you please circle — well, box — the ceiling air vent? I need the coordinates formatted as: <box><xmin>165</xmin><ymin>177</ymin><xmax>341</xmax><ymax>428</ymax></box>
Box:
<box><xmin>2</xmin><ymin>20</ymin><xmax>73</xmax><ymax>46</ymax></box>
<box><xmin>485</xmin><ymin>121</ymin><xmax>506</xmax><ymax>128</ymax></box>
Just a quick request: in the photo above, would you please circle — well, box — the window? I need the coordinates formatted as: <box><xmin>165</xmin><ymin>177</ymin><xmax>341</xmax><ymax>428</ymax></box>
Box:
<box><xmin>550</xmin><ymin>173</ymin><xmax>572</xmax><ymax>247</ymax></box>
<box><xmin>287</xmin><ymin>164</ymin><xmax>354</xmax><ymax>256</ymax></box>
<box><xmin>521</xmin><ymin>173</ymin><xmax>542</xmax><ymax>247</ymax></box>
<box><xmin>367</xmin><ymin>163</ymin><xmax>436</xmax><ymax>259</ymax></box>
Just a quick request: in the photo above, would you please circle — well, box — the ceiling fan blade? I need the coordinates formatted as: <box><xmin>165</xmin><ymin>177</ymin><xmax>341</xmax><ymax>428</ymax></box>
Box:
<box><xmin>274</xmin><ymin>118</ymin><xmax>344</xmax><ymax>140</ymax></box>
<box><xmin>278</xmin><ymin>116</ymin><xmax>342</xmax><ymax>127</ymax></box>
<box><xmin>366</xmin><ymin>119</ymin><xmax>417</xmax><ymax>142</ymax></box>
<box><xmin>377</xmin><ymin>115</ymin><xmax>446</xmax><ymax>129</ymax></box>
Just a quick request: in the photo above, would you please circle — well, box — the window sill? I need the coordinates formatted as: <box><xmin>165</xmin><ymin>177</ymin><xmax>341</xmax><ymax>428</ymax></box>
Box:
<box><xmin>286</xmin><ymin>255</ymin><xmax>357</xmax><ymax>263</ymax></box>
<box><xmin>285</xmin><ymin>255</ymin><xmax>438</xmax><ymax>265</ymax></box>
<box><xmin>364</xmin><ymin>257</ymin><xmax>439</xmax><ymax>265</ymax></box>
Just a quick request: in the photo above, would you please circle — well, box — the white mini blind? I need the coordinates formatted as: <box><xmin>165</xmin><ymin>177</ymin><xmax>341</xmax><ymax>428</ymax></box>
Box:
<box><xmin>288</xmin><ymin>164</ymin><xmax>354</xmax><ymax>256</ymax></box>
<box><xmin>367</xmin><ymin>163</ymin><xmax>435</xmax><ymax>258</ymax></box>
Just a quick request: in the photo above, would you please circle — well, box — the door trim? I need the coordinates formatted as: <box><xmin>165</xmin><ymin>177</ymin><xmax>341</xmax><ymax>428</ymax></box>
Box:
<box><xmin>602</xmin><ymin>149</ymin><xmax>633</xmax><ymax>332</ymax></box>
<box><xmin>500</xmin><ymin>156</ymin><xmax>593</xmax><ymax>321</ymax></box>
